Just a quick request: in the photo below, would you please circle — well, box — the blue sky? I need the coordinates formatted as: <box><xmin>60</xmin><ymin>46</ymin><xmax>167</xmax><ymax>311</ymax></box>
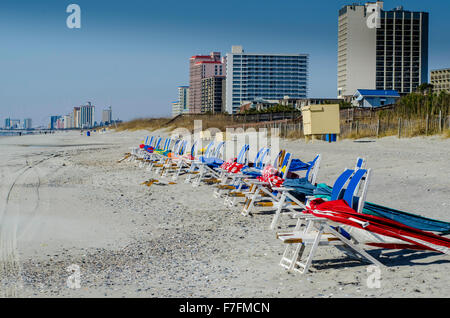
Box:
<box><xmin>0</xmin><ymin>0</ymin><xmax>449</xmax><ymax>126</ymax></box>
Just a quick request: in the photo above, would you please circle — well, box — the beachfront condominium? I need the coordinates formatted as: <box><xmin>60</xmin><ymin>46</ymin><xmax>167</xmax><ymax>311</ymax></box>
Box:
<box><xmin>178</xmin><ymin>86</ymin><xmax>189</xmax><ymax>114</ymax></box>
<box><xmin>73</xmin><ymin>107</ymin><xmax>81</xmax><ymax>128</ymax></box>
<box><xmin>338</xmin><ymin>1</ymin><xmax>429</xmax><ymax>99</ymax></box>
<box><xmin>171</xmin><ymin>101</ymin><xmax>181</xmax><ymax>117</ymax></box>
<box><xmin>50</xmin><ymin>116</ymin><xmax>60</xmax><ymax>130</ymax></box>
<box><xmin>201</xmin><ymin>76</ymin><xmax>225</xmax><ymax>113</ymax></box>
<box><xmin>79</xmin><ymin>102</ymin><xmax>95</xmax><ymax>128</ymax></box>
<box><xmin>63</xmin><ymin>114</ymin><xmax>73</xmax><ymax>129</ymax></box>
<box><xmin>171</xmin><ymin>86</ymin><xmax>190</xmax><ymax>117</ymax></box>
<box><xmin>4</xmin><ymin>118</ymin><xmax>11</xmax><ymax>129</ymax></box>
<box><xmin>225</xmin><ymin>46</ymin><xmax>308</xmax><ymax>114</ymax></box>
<box><xmin>430</xmin><ymin>68</ymin><xmax>450</xmax><ymax>94</ymax></box>
<box><xmin>102</xmin><ymin>106</ymin><xmax>112</xmax><ymax>124</ymax></box>
<box><xmin>189</xmin><ymin>52</ymin><xmax>225</xmax><ymax>114</ymax></box>
<box><xmin>23</xmin><ymin>118</ymin><xmax>32</xmax><ymax>129</ymax></box>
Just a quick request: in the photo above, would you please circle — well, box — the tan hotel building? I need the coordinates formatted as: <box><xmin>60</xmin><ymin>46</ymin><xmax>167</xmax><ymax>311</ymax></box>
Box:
<box><xmin>430</xmin><ymin>68</ymin><xmax>450</xmax><ymax>94</ymax></box>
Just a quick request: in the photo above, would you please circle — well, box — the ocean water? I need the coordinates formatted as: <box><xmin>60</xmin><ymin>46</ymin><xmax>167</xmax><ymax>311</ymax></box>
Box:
<box><xmin>0</xmin><ymin>131</ymin><xmax>36</xmax><ymax>137</ymax></box>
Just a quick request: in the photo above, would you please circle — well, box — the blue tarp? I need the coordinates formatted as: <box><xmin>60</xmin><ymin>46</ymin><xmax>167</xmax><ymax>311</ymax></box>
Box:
<box><xmin>288</xmin><ymin>159</ymin><xmax>311</xmax><ymax>172</ymax></box>
<box><xmin>283</xmin><ymin>178</ymin><xmax>316</xmax><ymax>196</ymax></box>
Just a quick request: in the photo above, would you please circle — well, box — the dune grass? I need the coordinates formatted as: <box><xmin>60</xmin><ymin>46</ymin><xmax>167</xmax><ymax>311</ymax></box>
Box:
<box><xmin>115</xmin><ymin>114</ymin><xmax>246</xmax><ymax>133</ymax></box>
<box><xmin>116</xmin><ymin>112</ymin><xmax>449</xmax><ymax>141</ymax></box>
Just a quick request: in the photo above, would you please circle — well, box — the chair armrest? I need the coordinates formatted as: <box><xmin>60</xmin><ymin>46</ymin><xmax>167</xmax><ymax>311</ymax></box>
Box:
<box><xmin>272</xmin><ymin>187</ymin><xmax>295</xmax><ymax>192</ymax></box>
<box><xmin>246</xmin><ymin>180</ymin><xmax>269</xmax><ymax>185</ymax></box>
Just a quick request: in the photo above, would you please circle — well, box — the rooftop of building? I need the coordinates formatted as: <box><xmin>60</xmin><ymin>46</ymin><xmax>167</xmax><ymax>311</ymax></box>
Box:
<box><xmin>340</xmin><ymin>1</ymin><xmax>428</xmax><ymax>15</ymax></box>
<box><xmin>431</xmin><ymin>68</ymin><xmax>450</xmax><ymax>73</ymax></box>
<box><xmin>195</xmin><ymin>61</ymin><xmax>222</xmax><ymax>64</ymax></box>
<box><xmin>355</xmin><ymin>89</ymin><xmax>400</xmax><ymax>97</ymax></box>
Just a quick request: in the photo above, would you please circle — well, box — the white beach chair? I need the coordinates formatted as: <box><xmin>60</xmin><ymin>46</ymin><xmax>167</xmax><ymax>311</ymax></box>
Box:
<box><xmin>269</xmin><ymin>157</ymin><xmax>363</xmax><ymax>231</ymax></box>
<box><xmin>276</xmin><ymin>168</ymin><xmax>382</xmax><ymax>274</ymax></box>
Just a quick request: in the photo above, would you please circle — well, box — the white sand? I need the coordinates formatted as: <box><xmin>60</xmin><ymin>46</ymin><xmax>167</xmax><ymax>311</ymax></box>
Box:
<box><xmin>0</xmin><ymin>129</ymin><xmax>449</xmax><ymax>297</ymax></box>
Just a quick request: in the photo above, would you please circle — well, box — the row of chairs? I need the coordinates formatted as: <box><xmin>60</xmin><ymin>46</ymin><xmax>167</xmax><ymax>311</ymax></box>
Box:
<box><xmin>127</xmin><ymin>135</ymin><xmax>450</xmax><ymax>274</ymax></box>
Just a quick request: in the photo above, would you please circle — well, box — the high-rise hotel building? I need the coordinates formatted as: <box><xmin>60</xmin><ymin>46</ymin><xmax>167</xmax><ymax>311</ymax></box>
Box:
<box><xmin>171</xmin><ymin>86</ymin><xmax>190</xmax><ymax>117</ymax></box>
<box><xmin>79</xmin><ymin>102</ymin><xmax>95</xmax><ymax>128</ymax></box>
<box><xmin>102</xmin><ymin>106</ymin><xmax>112</xmax><ymax>124</ymax></box>
<box><xmin>189</xmin><ymin>52</ymin><xmax>225</xmax><ymax>114</ymax></box>
<box><xmin>338</xmin><ymin>1</ymin><xmax>429</xmax><ymax>98</ymax></box>
<box><xmin>201</xmin><ymin>76</ymin><xmax>225</xmax><ymax>114</ymax></box>
<box><xmin>225</xmin><ymin>46</ymin><xmax>308</xmax><ymax>114</ymax></box>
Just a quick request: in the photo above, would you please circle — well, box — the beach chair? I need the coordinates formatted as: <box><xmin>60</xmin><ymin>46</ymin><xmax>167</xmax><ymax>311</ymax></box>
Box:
<box><xmin>137</xmin><ymin>136</ymin><xmax>162</xmax><ymax>167</ymax></box>
<box><xmin>217</xmin><ymin>147</ymin><xmax>270</xmax><ymax>200</ymax></box>
<box><xmin>145</xmin><ymin>138</ymin><xmax>174</xmax><ymax>171</ymax></box>
<box><xmin>153</xmin><ymin>139</ymin><xmax>185</xmax><ymax>175</ymax></box>
<box><xmin>191</xmin><ymin>141</ymin><xmax>226</xmax><ymax>187</ymax></box>
<box><xmin>159</xmin><ymin>140</ymin><xmax>188</xmax><ymax>177</ymax></box>
<box><xmin>212</xmin><ymin>143</ymin><xmax>250</xmax><ymax>198</ymax></box>
<box><xmin>279</xmin><ymin>165</ymin><xmax>450</xmax><ymax>274</ymax></box>
<box><xmin>277</xmin><ymin>168</ymin><xmax>384</xmax><ymax>274</ymax></box>
<box><xmin>240</xmin><ymin>153</ymin><xmax>322</xmax><ymax>217</ymax></box>
<box><xmin>171</xmin><ymin>140</ymin><xmax>200</xmax><ymax>181</ymax></box>
<box><xmin>128</xmin><ymin>136</ymin><xmax>155</xmax><ymax>162</ymax></box>
<box><xmin>184</xmin><ymin>141</ymin><xmax>215</xmax><ymax>184</ymax></box>
<box><xmin>237</xmin><ymin>151</ymin><xmax>293</xmax><ymax>215</ymax></box>
<box><xmin>269</xmin><ymin>157</ymin><xmax>363</xmax><ymax>230</ymax></box>
<box><xmin>222</xmin><ymin>147</ymin><xmax>272</xmax><ymax>207</ymax></box>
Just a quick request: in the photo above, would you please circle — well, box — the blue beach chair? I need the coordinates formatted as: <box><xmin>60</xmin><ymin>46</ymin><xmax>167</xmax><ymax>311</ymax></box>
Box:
<box><xmin>269</xmin><ymin>157</ymin><xmax>363</xmax><ymax>230</ymax></box>
<box><xmin>276</xmin><ymin>167</ymin><xmax>382</xmax><ymax>274</ymax></box>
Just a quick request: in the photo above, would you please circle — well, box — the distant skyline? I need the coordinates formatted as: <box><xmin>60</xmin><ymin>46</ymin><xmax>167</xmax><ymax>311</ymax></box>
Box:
<box><xmin>1</xmin><ymin>0</ymin><xmax>449</xmax><ymax>126</ymax></box>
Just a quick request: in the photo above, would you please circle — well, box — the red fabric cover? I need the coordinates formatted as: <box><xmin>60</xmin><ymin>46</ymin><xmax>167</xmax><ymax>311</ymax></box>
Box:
<box><xmin>227</xmin><ymin>162</ymin><xmax>244</xmax><ymax>173</ymax></box>
<box><xmin>220</xmin><ymin>158</ymin><xmax>236</xmax><ymax>170</ymax></box>
<box><xmin>256</xmin><ymin>165</ymin><xmax>285</xmax><ymax>187</ymax></box>
<box><xmin>303</xmin><ymin>199</ymin><xmax>450</xmax><ymax>253</ymax></box>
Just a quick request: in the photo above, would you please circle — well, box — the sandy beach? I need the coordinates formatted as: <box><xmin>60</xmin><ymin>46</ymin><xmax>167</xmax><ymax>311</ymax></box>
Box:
<box><xmin>0</xmin><ymin>129</ymin><xmax>449</xmax><ymax>298</ymax></box>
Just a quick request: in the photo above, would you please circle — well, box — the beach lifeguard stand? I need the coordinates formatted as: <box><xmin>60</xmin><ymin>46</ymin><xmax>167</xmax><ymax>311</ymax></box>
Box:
<box><xmin>301</xmin><ymin>104</ymin><xmax>340</xmax><ymax>143</ymax></box>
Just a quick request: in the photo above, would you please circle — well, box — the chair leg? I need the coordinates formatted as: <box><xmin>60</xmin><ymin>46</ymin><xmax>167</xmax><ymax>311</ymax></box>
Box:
<box><xmin>172</xmin><ymin>164</ymin><xmax>181</xmax><ymax>181</ymax></box>
<box><xmin>192</xmin><ymin>165</ymin><xmax>204</xmax><ymax>187</ymax></box>
<box><xmin>242</xmin><ymin>186</ymin><xmax>259</xmax><ymax>216</ymax></box>
<box><xmin>229</xmin><ymin>182</ymin><xmax>243</xmax><ymax>207</ymax></box>
<box><xmin>184</xmin><ymin>163</ymin><xmax>196</xmax><ymax>183</ymax></box>
<box><xmin>270</xmin><ymin>192</ymin><xmax>287</xmax><ymax>230</ymax></box>
<box><xmin>299</xmin><ymin>227</ymin><xmax>324</xmax><ymax>274</ymax></box>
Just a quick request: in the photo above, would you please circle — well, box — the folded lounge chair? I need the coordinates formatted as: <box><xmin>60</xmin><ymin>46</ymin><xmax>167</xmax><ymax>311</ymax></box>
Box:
<box><xmin>159</xmin><ymin>140</ymin><xmax>188</xmax><ymax>177</ymax></box>
<box><xmin>212</xmin><ymin>144</ymin><xmax>250</xmax><ymax>198</ymax></box>
<box><xmin>145</xmin><ymin>138</ymin><xmax>175</xmax><ymax>172</ymax></box>
<box><xmin>269</xmin><ymin>157</ymin><xmax>363</xmax><ymax>230</ymax></box>
<box><xmin>222</xmin><ymin>147</ymin><xmax>271</xmax><ymax>207</ymax></box>
<box><xmin>277</xmin><ymin>168</ymin><xmax>384</xmax><ymax>273</ymax></box>
<box><xmin>155</xmin><ymin>139</ymin><xmax>187</xmax><ymax>176</ymax></box>
<box><xmin>241</xmin><ymin>153</ymin><xmax>321</xmax><ymax>217</ymax></box>
<box><xmin>191</xmin><ymin>141</ymin><xmax>226</xmax><ymax>187</ymax></box>
<box><xmin>184</xmin><ymin>141</ymin><xmax>216</xmax><ymax>184</ymax></box>
<box><xmin>171</xmin><ymin>140</ymin><xmax>200</xmax><ymax>181</ymax></box>
<box><xmin>277</xmin><ymin>168</ymin><xmax>450</xmax><ymax>274</ymax></box>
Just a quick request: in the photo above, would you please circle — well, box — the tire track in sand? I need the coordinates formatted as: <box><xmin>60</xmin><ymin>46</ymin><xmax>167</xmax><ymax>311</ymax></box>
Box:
<box><xmin>0</xmin><ymin>154</ymin><xmax>57</xmax><ymax>297</ymax></box>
